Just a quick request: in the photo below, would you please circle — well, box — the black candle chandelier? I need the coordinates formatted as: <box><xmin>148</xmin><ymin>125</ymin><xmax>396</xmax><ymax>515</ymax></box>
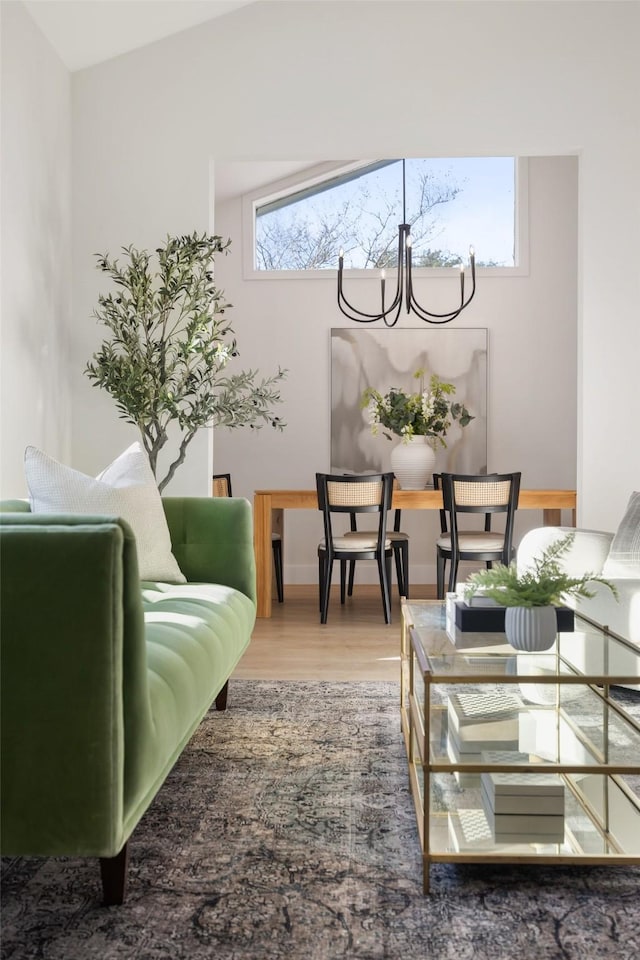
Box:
<box><xmin>337</xmin><ymin>159</ymin><xmax>476</xmax><ymax>327</ymax></box>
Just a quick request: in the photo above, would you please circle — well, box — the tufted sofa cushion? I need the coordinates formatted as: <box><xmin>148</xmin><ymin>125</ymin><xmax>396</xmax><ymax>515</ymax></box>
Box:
<box><xmin>117</xmin><ymin>580</ymin><xmax>254</xmax><ymax>835</ymax></box>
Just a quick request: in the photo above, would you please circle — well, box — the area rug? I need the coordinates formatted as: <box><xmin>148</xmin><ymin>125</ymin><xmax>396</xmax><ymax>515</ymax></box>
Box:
<box><xmin>2</xmin><ymin>680</ymin><xmax>639</xmax><ymax>960</ymax></box>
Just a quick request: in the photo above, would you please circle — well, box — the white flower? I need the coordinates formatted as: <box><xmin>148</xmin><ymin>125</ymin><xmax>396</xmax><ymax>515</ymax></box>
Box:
<box><xmin>421</xmin><ymin>391</ymin><xmax>435</xmax><ymax>421</ymax></box>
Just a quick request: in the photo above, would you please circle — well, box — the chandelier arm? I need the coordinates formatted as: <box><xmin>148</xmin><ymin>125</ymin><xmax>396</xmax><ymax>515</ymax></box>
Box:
<box><xmin>406</xmin><ymin>249</ymin><xmax>477</xmax><ymax>320</ymax></box>
<box><xmin>408</xmin><ymin>283</ymin><xmax>477</xmax><ymax>322</ymax></box>
<box><xmin>382</xmin><ymin>311</ymin><xmax>401</xmax><ymax>327</ymax></box>
<box><xmin>336</xmin><ymin>295</ymin><xmax>404</xmax><ymax>325</ymax></box>
<box><xmin>337</xmin><ymin>302</ymin><xmax>402</xmax><ymax>325</ymax></box>
<box><xmin>406</xmin><ymin>303</ymin><xmax>467</xmax><ymax>324</ymax></box>
<box><xmin>337</xmin><ymin>281</ymin><xmax>403</xmax><ymax>323</ymax></box>
<box><xmin>337</xmin><ymin>223</ymin><xmax>406</xmax><ymax>323</ymax></box>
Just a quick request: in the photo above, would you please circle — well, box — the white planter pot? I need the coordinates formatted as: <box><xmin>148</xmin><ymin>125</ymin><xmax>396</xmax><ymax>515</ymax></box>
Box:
<box><xmin>390</xmin><ymin>436</ymin><xmax>436</xmax><ymax>490</ymax></box>
<box><xmin>504</xmin><ymin>605</ymin><xmax>558</xmax><ymax>652</ymax></box>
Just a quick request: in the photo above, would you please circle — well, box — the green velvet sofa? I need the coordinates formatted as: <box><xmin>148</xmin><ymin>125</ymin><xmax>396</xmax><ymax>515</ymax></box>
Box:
<box><xmin>0</xmin><ymin>496</ymin><xmax>256</xmax><ymax>904</ymax></box>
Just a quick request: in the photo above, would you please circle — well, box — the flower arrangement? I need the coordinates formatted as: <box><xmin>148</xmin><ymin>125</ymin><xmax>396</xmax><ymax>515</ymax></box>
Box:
<box><xmin>361</xmin><ymin>369</ymin><xmax>474</xmax><ymax>446</ymax></box>
<box><xmin>464</xmin><ymin>534</ymin><xmax>618</xmax><ymax>608</ymax></box>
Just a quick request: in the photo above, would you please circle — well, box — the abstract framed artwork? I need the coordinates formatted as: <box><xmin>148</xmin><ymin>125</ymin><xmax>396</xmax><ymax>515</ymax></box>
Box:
<box><xmin>331</xmin><ymin>328</ymin><xmax>487</xmax><ymax>480</ymax></box>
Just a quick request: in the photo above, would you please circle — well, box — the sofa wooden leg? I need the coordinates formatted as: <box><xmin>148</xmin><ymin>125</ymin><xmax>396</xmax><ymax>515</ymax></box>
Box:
<box><xmin>215</xmin><ymin>680</ymin><xmax>229</xmax><ymax>711</ymax></box>
<box><xmin>100</xmin><ymin>843</ymin><xmax>128</xmax><ymax>905</ymax></box>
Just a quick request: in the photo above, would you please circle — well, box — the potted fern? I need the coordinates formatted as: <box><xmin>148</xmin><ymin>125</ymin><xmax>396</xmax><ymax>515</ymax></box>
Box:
<box><xmin>464</xmin><ymin>533</ymin><xmax>618</xmax><ymax>650</ymax></box>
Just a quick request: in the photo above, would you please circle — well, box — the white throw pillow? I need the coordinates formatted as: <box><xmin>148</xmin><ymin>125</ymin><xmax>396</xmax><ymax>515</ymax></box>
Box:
<box><xmin>24</xmin><ymin>442</ymin><xmax>186</xmax><ymax>583</ymax></box>
<box><xmin>602</xmin><ymin>491</ymin><xmax>640</xmax><ymax>579</ymax></box>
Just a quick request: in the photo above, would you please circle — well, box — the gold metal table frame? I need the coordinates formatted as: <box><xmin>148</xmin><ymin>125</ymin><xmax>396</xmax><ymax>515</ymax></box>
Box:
<box><xmin>253</xmin><ymin>488</ymin><xmax>577</xmax><ymax>618</ymax></box>
<box><xmin>400</xmin><ymin>599</ymin><xmax>640</xmax><ymax>893</ymax></box>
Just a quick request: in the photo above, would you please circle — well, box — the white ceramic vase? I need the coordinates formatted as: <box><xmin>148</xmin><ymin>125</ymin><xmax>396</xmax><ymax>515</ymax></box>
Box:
<box><xmin>390</xmin><ymin>435</ymin><xmax>437</xmax><ymax>490</ymax></box>
<box><xmin>504</xmin><ymin>605</ymin><xmax>558</xmax><ymax>652</ymax></box>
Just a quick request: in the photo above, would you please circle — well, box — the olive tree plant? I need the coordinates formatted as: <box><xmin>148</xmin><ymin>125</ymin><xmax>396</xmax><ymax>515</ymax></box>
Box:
<box><xmin>85</xmin><ymin>232</ymin><xmax>286</xmax><ymax>492</ymax></box>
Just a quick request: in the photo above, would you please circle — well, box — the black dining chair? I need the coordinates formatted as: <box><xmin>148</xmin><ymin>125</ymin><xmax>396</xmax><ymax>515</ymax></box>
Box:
<box><xmin>343</xmin><ymin>504</ymin><xmax>410</xmax><ymax>599</ymax></box>
<box><xmin>212</xmin><ymin>473</ymin><xmax>284</xmax><ymax>603</ymax></box>
<box><xmin>316</xmin><ymin>472</ymin><xmax>394</xmax><ymax>624</ymax></box>
<box><xmin>435</xmin><ymin>471</ymin><xmax>521</xmax><ymax>598</ymax></box>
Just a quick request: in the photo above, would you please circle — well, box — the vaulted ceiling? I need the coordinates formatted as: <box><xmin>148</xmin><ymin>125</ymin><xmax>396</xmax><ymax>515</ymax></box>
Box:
<box><xmin>23</xmin><ymin>0</ymin><xmax>258</xmax><ymax>71</ymax></box>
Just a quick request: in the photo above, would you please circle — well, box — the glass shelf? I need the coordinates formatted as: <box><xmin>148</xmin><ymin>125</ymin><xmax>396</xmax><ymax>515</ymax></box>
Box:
<box><xmin>429</xmin><ymin>773</ymin><xmax>640</xmax><ymax>857</ymax></box>
<box><xmin>400</xmin><ymin>600</ymin><xmax>640</xmax><ymax>893</ymax></box>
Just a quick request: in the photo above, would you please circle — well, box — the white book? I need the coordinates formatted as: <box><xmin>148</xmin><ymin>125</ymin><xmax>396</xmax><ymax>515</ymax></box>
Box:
<box><xmin>448</xmin><ymin>718</ymin><xmax>520</xmax><ymax>755</ymax></box>
<box><xmin>491</xmin><ymin>812</ymin><xmax>564</xmax><ymax>833</ymax></box>
<box><xmin>447</xmin><ymin>741</ymin><xmax>481</xmax><ymax>787</ymax></box>
<box><xmin>482</xmin><ymin>770</ymin><xmax>565</xmax><ymax>799</ymax></box>
<box><xmin>492</xmin><ymin>829</ymin><xmax>565</xmax><ymax>845</ymax></box>
<box><xmin>448</xmin><ymin>691</ymin><xmax>523</xmax><ymax>731</ymax></box>
<box><xmin>481</xmin><ymin>779</ymin><xmax>565</xmax><ymax>816</ymax></box>
<box><xmin>481</xmin><ymin>789</ymin><xmax>565</xmax><ymax>837</ymax></box>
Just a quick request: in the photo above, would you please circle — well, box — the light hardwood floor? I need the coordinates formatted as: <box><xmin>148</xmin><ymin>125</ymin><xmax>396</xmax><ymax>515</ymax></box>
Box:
<box><xmin>233</xmin><ymin>584</ymin><xmax>437</xmax><ymax>681</ymax></box>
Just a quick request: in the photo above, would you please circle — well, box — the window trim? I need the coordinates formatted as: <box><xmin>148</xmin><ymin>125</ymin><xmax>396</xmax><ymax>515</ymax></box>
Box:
<box><xmin>241</xmin><ymin>157</ymin><xmax>529</xmax><ymax>281</ymax></box>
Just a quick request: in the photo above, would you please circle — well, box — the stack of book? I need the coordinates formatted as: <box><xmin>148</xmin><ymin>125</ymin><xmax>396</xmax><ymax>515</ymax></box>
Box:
<box><xmin>447</xmin><ymin>691</ymin><xmax>523</xmax><ymax>786</ymax></box>
<box><xmin>480</xmin><ymin>752</ymin><xmax>565</xmax><ymax>843</ymax></box>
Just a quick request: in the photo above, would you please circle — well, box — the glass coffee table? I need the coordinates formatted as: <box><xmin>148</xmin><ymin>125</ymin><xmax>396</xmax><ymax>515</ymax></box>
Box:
<box><xmin>400</xmin><ymin>599</ymin><xmax>640</xmax><ymax>893</ymax></box>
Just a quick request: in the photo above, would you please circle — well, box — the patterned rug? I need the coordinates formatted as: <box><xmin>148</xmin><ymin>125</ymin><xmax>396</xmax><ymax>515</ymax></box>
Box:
<box><xmin>2</xmin><ymin>680</ymin><xmax>639</xmax><ymax>960</ymax></box>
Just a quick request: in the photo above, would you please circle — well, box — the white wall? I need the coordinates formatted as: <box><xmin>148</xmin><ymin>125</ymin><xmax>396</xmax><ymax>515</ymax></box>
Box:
<box><xmin>67</xmin><ymin>1</ymin><xmax>638</xmax><ymax>536</ymax></box>
<box><xmin>2</xmin><ymin>1</ymin><xmax>638</xmax><ymax>568</ymax></box>
<box><xmin>213</xmin><ymin>155</ymin><xmax>578</xmax><ymax>583</ymax></box>
<box><xmin>0</xmin><ymin>0</ymin><xmax>72</xmax><ymax>498</ymax></box>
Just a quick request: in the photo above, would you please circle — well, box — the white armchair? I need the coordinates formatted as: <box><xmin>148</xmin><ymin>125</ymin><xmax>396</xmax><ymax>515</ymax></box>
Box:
<box><xmin>516</xmin><ymin>498</ymin><xmax>640</xmax><ymax>649</ymax></box>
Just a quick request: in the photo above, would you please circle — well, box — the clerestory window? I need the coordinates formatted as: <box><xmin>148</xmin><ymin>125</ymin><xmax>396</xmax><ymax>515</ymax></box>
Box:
<box><xmin>245</xmin><ymin>157</ymin><xmax>524</xmax><ymax>276</ymax></box>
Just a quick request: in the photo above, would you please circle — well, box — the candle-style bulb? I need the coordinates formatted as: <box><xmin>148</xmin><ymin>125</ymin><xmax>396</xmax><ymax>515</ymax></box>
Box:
<box><xmin>469</xmin><ymin>245</ymin><xmax>475</xmax><ymax>261</ymax></box>
<box><xmin>380</xmin><ymin>269</ymin><xmax>386</xmax><ymax>280</ymax></box>
<box><xmin>339</xmin><ymin>248</ymin><xmax>344</xmax><ymax>259</ymax></box>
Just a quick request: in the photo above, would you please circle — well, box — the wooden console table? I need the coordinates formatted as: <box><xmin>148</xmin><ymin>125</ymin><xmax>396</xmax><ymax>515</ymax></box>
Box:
<box><xmin>253</xmin><ymin>488</ymin><xmax>577</xmax><ymax>618</ymax></box>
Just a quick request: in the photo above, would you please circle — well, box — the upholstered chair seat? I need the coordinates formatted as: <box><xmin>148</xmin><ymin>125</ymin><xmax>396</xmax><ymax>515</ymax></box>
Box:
<box><xmin>334</xmin><ymin>532</ymin><xmax>392</xmax><ymax>550</ymax></box>
<box><xmin>436</xmin><ymin>530</ymin><xmax>507</xmax><ymax>552</ymax></box>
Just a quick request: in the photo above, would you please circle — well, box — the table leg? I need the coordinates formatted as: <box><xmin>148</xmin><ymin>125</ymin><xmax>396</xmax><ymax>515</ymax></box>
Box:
<box><xmin>543</xmin><ymin>507</ymin><xmax>576</xmax><ymax>527</ymax></box>
<box><xmin>254</xmin><ymin>493</ymin><xmax>272</xmax><ymax>618</ymax></box>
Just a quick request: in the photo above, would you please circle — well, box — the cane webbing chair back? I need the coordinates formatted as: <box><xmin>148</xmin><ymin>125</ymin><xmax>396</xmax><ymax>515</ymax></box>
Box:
<box><xmin>316</xmin><ymin>472</ymin><xmax>394</xmax><ymax>624</ymax></box>
<box><xmin>326</xmin><ymin>478</ymin><xmax>383</xmax><ymax>508</ymax></box>
<box><xmin>212</xmin><ymin>474</ymin><xmax>232</xmax><ymax>498</ymax></box>
<box><xmin>452</xmin><ymin>478</ymin><xmax>512</xmax><ymax>508</ymax></box>
<box><xmin>436</xmin><ymin>471</ymin><xmax>521</xmax><ymax>599</ymax></box>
